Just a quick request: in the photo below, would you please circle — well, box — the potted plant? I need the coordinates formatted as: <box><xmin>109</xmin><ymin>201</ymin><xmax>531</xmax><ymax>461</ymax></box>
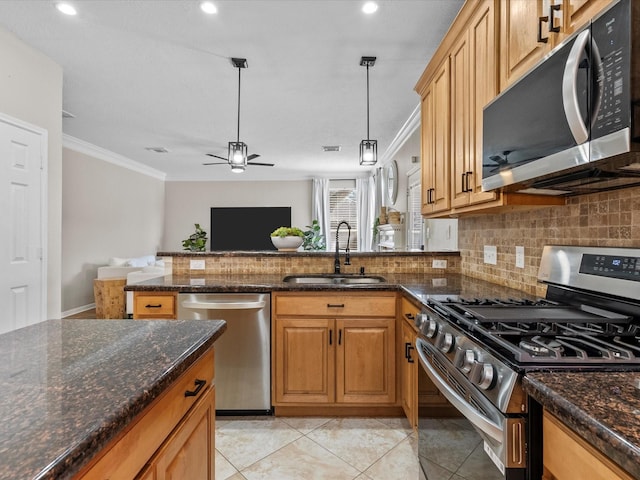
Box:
<box><xmin>303</xmin><ymin>220</ymin><xmax>326</xmax><ymax>251</ymax></box>
<box><xmin>182</xmin><ymin>223</ymin><xmax>208</xmax><ymax>252</ymax></box>
<box><xmin>270</xmin><ymin>226</ymin><xmax>305</xmax><ymax>251</ymax></box>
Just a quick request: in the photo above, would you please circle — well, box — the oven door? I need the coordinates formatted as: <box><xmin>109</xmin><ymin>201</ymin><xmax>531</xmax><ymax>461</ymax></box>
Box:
<box><xmin>416</xmin><ymin>338</ymin><xmax>526</xmax><ymax>480</ymax></box>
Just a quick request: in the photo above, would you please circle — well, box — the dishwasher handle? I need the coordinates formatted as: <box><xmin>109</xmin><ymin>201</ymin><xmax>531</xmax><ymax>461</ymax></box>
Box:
<box><xmin>181</xmin><ymin>300</ymin><xmax>266</xmax><ymax>310</ymax></box>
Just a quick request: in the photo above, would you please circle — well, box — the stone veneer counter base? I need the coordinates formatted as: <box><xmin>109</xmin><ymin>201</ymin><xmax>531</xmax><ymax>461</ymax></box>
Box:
<box><xmin>0</xmin><ymin>319</ymin><xmax>226</xmax><ymax>480</ymax></box>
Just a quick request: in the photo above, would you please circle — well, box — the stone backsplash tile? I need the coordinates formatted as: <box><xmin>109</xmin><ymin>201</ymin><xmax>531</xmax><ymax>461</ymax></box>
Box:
<box><xmin>170</xmin><ymin>253</ymin><xmax>460</xmax><ymax>276</ymax></box>
<box><xmin>459</xmin><ymin>186</ymin><xmax>640</xmax><ymax>296</ymax></box>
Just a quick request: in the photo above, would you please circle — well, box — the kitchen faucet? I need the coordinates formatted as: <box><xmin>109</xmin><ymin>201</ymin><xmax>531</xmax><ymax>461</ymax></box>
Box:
<box><xmin>334</xmin><ymin>221</ymin><xmax>351</xmax><ymax>274</ymax></box>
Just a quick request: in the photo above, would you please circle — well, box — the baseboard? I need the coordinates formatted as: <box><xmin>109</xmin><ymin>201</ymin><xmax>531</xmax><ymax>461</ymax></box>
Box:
<box><xmin>62</xmin><ymin>303</ymin><xmax>96</xmax><ymax>318</ymax></box>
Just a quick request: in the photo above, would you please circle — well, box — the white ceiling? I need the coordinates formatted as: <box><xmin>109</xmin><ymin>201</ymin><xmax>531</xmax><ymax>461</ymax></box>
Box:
<box><xmin>0</xmin><ymin>0</ymin><xmax>463</xmax><ymax>181</ymax></box>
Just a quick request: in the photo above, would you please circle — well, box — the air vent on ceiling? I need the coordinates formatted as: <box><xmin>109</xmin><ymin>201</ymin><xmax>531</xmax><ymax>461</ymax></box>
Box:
<box><xmin>322</xmin><ymin>145</ymin><xmax>341</xmax><ymax>152</ymax></box>
<box><xmin>62</xmin><ymin>110</ymin><xmax>75</xmax><ymax>118</ymax></box>
<box><xmin>145</xmin><ymin>147</ymin><xmax>169</xmax><ymax>153</ymax></box>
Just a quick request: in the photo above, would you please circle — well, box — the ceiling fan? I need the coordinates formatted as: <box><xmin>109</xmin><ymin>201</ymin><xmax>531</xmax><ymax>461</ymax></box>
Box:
<box><xmin>203</xmin><ymin>57</ymin><xmax>274</xmax><ymax>173</ymax></box>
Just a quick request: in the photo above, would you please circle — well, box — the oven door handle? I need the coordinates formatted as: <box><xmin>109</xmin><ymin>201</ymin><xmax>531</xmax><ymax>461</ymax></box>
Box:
<box><xmin>416</xmin><ymin>338</ymin><xmax>504</xmax><ymax>444</ymax></box>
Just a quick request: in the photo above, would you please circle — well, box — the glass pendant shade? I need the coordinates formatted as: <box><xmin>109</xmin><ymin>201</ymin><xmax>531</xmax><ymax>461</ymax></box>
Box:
<box><xmin>359</xmin><ymin>139</ymin><xmax>377</xmax><ymax>166</ymax></box>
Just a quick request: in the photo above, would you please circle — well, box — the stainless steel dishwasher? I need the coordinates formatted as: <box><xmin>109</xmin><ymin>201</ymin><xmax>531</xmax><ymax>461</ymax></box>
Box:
<box><xmin>177</xmin><ymin>293</ymin><xmax>271</xmax><ymax>415</ymax></box>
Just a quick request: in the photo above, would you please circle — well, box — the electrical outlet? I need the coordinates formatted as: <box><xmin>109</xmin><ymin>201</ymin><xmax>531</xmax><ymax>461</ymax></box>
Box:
<box><xmin>190</xmin><ymin>278</ymin><xmax>206</xmax><ymax>286</ymax></box>
<box><xmin>190</xmin><ymin>259</ymin><xmax>205</xmax><ymax>270</ymax></box>
<box><xmin>484</xmin><ymin>245</ymin><xmax>497</xmax><ymax>265</ymax></box>
<box><xmin>515</xmin><ymin>246</ymin><xmax>525</xmax><ymax>269</ymax></box>
<box><xmin>432</xmin><ymin>259</ymin><xmax>447</xmax><ymax>269</ymax></box>
<box><xmin>432</xmin><ymin>278</ymin><xmax>447</xmax><ymax>287</ymax></box>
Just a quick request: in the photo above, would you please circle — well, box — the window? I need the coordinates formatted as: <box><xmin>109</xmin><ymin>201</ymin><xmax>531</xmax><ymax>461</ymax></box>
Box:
<box><xmin>406</xmin><ymin>170</ymin><xmax>424</xmax><ymax>251</ymax></box>
<box><xmin>329</xmin><ymin>181</ymin><xmax>358</xmax><ymax>251</ymax></box>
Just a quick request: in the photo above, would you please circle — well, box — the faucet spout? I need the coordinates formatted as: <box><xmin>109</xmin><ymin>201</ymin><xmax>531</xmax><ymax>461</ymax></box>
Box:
<box><xmin>334</xmin><ymin>221</ymin><xmax>352</xmax><ymax>274</ymax></box>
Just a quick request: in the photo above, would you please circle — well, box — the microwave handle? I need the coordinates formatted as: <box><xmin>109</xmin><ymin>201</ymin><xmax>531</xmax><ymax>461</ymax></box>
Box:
<box><xmin>415</xmin><ymin>338</ymin><xmax>504</xmax><ymax>443</ymax></box>
<box><xmin>562</xmin><ymin>29</ymin><xmax>590</xmax><ymax>144</ymax></box>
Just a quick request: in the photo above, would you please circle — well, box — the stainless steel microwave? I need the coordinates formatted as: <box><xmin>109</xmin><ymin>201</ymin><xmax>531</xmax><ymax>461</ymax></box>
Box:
<box><xmin>482</xmin><ymin>0</ymin><xmax>640</xmax><ymax>195</ymax></box>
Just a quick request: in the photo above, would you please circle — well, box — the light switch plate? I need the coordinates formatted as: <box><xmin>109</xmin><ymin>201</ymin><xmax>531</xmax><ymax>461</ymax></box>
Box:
<box><xmin>432</xmin><ymin>278</ymin><xmax>447</xmax><ymax>287</ymax></box>
<box><xmin>515</xmin><ymin>246</ymin><xmax>525</xmax><ymax>269</ymax></box>
<box><xmin>189</xmin><ymin>278</ymin><xmax>206</xmax><ymax>285</ymax></box>
<box><xmin>484</xmin><ymin>245</ymin><xmax>497</xmax><ymax>265</ymax></box>
<box><xmin>190</xmin><ymin>259</ymin><xmax>205</xmax><ymax>270</ymax></box>
<box><xmin>432</xmin><ymin>259</ymin><xmax>447</xmax><ymax>269</ymax></box>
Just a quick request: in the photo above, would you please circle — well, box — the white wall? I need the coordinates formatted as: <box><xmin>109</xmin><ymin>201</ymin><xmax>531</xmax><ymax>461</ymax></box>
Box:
<box><xmin>0</xmin><ymin>28</ymin><xmax>63</xmax><ymax>317</ymax></box>
<box><xmin>163</xmin><ymin>180</ymin><xmax>312</xmax><ymax>251</ymax></box>
<box><xmin>62</xmin><ymin>147</ymin><xmax>165</xmax><ymax>312</ymax></box>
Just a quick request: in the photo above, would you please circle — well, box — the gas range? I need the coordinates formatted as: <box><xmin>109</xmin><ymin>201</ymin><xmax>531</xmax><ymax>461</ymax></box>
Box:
<box><xmin>416</xmin><ymin>246</ymin><xmax>640</xmax><ymax>413</ymax></box>
<box><xmin>415</xmin><ymin>246</ymin><xmax>640</xmax><ymax>479</ymax></box>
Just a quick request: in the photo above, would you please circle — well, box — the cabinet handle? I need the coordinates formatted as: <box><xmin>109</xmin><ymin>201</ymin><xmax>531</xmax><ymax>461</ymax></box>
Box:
<box><xmin>405</xmin><ymin>313</ymin><xmax>415</xmax><ymax>320</ymax></box>
<box><xmin>338</xmin><ymin>329</ymin><xmax>342</xmax><ymax>345</ymax></box>
<box><xmin>466</xmin><ymin>171</ymin><xmax>473</xmax><ymax>192</ymax></box>
<box><xmin>329</xmin><ymin>329</ymin><xmax>333</xmax><ymax>345</ymax></box>
<box><xmin>184</xmin><ymin>378</ymin><xmax>206</xmax><ymax>397</ymax></box>
<box><xmin>405</xmin><ymin>342</ymin><xmax>415</xmax><ymax>363</ymax></box>
<box><xmin>549</xmin><ymin>3</ymin><xmax>561</xmax><ymax>33</ymax></box>
<box><xmin>538</xmin><ymin>15</ymin><xmax>549</xmax><ymax>43</ymax></box>
<box><xmin>327</xmin><ymin>303</ymin><xmax>345</xmax><ymax>308</ymax></box>
<box><xmin>145</xmin><ymin>303</ymin><xmax>162</xmax><ymax>309</ymax></box>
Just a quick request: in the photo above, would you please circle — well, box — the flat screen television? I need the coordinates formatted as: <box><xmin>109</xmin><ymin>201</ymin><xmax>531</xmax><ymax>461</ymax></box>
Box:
<box><xmin>210</xmin><ymin>207</ymin><xmax>292</xmax><ymax>251</ymax></box>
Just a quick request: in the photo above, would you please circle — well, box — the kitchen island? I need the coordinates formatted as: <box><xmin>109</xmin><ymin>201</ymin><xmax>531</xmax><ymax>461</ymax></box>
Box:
<box><xmin>0</xmin><ymin>318</ymin><xmax>226</xmax><ymax>480</ymax></box>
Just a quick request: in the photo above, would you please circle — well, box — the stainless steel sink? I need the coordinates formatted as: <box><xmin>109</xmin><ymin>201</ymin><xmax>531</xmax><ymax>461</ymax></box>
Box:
<box><xmin>282</xmin><ymin>274</ymin><xmax>386</xmax><ymax>285</ymax></box>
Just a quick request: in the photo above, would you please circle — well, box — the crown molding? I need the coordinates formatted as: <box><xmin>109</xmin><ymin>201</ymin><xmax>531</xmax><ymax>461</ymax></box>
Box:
<box><xmin>62</xmin><ymin>134</ymin><xmax>166</xmax><ymax>181</ymax></box>
<box><xmin>379</xmin><ymin>104</ymin><xmax>420</xmax><ymax>166</ymax></box>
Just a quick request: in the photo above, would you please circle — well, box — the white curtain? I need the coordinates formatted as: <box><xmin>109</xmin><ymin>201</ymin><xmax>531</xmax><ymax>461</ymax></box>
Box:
<box><xmin>356</xmin><ymin>175</ymin><xmax>377</xmax><ymax>252</ymax></box>
<box><xmin>311</xmin><ymin>178</ymin><xmax>329</xmax><ymax>251</ymax></box>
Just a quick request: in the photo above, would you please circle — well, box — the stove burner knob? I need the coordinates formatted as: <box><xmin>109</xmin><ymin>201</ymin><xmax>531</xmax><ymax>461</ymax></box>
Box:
<box><xmin>415</xmin><ymin>312</ymin><xmax>428</xmax><ymax>329</ymax></box>
<box><xmin>439</xmin><ymin>332</ymin><xmax>454</xmax><ymax>353</ymax></box>
<box><xmin>425</xmin><ymin>318</ymin><xmax>439</xmax><ymax>338</ymax></box>
<box><xmin>461</xmin><ymin>350</ymin><xmax>475</xmax><ymax>373</ymax></box>
<box><xmin>472</xmin><ymin>362</ymin><xmax>496</xmax><ymax>390</ymax></box>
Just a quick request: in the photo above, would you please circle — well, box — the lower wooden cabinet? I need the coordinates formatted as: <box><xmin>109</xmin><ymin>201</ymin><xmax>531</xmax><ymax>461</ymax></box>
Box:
<box><xmin>133</xmin><ymin>292</ymin><xmax>177</xmax><ymax>319</ymax></box>
<box><xmin>542</xmin><ymin>410</ymin><xmax>633</xmax><ymax>480</ymax></box>
<box><xmin>273</xmin><ymin>292</ymin><xmax>396</xmax><ymax>408</ymax></box>
<box><xmin>75</xmin><ymin>348</ymin><xmax>215</xmax><ymax>479</ymax></box>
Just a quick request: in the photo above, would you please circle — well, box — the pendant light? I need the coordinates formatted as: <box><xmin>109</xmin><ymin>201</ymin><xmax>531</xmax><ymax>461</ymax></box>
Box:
<box><xmin>359</xmin><ymin>56</ymin><xmax>377</xmax><ymax>166</ymax></box>
<box><xmin>228</xmin><ymin>57</ymin><xmax>248</xmax><ymax>173</ymax></box>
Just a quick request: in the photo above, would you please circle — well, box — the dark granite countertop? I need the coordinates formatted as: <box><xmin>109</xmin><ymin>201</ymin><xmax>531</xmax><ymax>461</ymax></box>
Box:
<box><xmin>524</xmin><ymin>372</ymin><xmax>640</xmax><ymax>479</ymax></box>
<box><xmin>0</xmin><ymin>319</ymin><xmax>226</xmax><ymax>480</ymax></box>
<box><xmin>124</xmin><ymin>272</ymin><xmax>540</xmax><ymax>304</ymax></box>
<box><xmin>157</xmin><ymin>250</ymin><xmax>460</xmax><ymax>258</ymax></box>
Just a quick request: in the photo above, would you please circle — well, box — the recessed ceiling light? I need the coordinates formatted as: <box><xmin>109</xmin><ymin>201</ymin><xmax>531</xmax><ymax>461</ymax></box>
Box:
<box><xmin>362</xmin><ymin>2</ymin><xmax>378</xmax><ymax>14</ymax></box>
<box><xmin>200</xmin><ymin>2</ymin><xmax>218</xmax><ymax>14</ymax></box>
<box><xmin>55</xmin><ymin>2</ymin><xmax>77</xmax><ymax>16</ymax></box>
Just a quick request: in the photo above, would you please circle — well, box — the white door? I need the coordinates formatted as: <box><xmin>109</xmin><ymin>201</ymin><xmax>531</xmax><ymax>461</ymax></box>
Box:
<box><xmin>0</xmin><ymin>115</ymin><xmax>46</xmax><ymax>334</ymax></box>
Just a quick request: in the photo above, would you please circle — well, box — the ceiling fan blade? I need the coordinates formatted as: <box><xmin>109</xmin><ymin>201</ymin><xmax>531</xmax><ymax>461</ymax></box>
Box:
<box><xmin>247</xmin><ymin>153</ymin><xmax>260</xmax><ymax>161</ymax></box>
<box><xmin>206</xmin><ymin>153</ymin><xmax>227</xmax><ymax>161</ymax></box>
<box><xmin>247</xmin><ymin>162</ymin><xmax>275</xmax><ymax>167</ymax></box>
<box><xmin>202</xmin><ymin>162</ymin><xmax>227</xmax><ymax>166</ymax></box>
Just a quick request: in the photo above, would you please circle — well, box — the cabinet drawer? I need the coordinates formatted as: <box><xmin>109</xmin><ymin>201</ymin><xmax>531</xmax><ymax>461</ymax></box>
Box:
<box><xmin>275</xmin><ymin>293</ymin><xmax>395</xmax><ymax>317</ymax></box>
<box><xmin>77</xmin><ymin>348</ymin><xmax>214</xmax><ymax>479</ymax></box>
<box><xmin>134</xmin><ymin>292</ymin><xmax>176</xmax><ymax>318</ymax></box>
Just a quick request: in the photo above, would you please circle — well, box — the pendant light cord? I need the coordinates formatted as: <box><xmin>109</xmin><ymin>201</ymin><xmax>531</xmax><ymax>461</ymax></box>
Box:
<box><xmin>236</xmin><ymin>66</ymin><xmax>241</xmax><ymax>143</ymax></box>
<box><xmin>366</xmin><ymin>64</ymin><xmax>370</xmax><ymax>141</ymax></box>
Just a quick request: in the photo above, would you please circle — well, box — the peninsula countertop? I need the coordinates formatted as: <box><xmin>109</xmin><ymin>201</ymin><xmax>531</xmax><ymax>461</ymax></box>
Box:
<box><xmin>523</xmin><ymin>371</ymin><xmax>640</xmax><ymax>479</ymax></box>
<box><xmin>0</xmin><ymin>319</ymin><xmax>226</xmax><ymax>480</ymax></box>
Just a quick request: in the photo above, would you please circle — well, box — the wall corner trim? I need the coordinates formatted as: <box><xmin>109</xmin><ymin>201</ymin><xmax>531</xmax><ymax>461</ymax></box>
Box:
<box><xmin>379</xmin><ymin>103</ymin><xmax>420</xmax><ymax>166</ymax></box>
<box><xmin>63</xmin><ymin>134</ymin><xmax>167</xmax><ymax>181</ymax></box>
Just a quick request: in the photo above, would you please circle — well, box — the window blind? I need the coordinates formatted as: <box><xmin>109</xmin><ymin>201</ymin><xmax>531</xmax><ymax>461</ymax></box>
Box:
<box><xmin>406</xmin><ymin>174</ymin><xmax>423</xmax><ymax>251</ymax></box>
<box><xmin>329</xmin><ymin>186</ymin><xmax>358</xmax><ymax>251</ymax></box>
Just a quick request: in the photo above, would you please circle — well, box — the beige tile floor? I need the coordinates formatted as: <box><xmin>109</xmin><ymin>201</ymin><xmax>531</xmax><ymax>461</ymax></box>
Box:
<box><xmin>215</xmin><ymin>416</ymin><xmax>427</xmax><ymax>480</ymax></box>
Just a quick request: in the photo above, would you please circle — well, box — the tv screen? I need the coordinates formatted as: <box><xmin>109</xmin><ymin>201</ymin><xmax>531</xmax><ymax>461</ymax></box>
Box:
<box><xmin>210</xmin><ymin>207</ymin><xmax>292</xmax><ymax>251</ymax></box>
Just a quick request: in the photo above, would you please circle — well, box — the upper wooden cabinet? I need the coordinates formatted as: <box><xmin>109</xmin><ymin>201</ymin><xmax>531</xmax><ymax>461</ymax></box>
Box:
<box><xmin>500</xmin><ymin>0</ymin><xmax>613</xmax><ymax>90</ymax></box>
<box><xmin>421</xmin><ymin>59</ymin><xmax>451</xmax><ymax>215</ymax></box>
<box><xmin>451</xmin><ymin>0</ymin><xmax>499</xmax><ymax>209</ymax></box>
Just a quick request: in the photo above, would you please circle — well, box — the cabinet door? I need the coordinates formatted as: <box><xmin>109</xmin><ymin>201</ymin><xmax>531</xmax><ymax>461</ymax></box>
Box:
<box><xmin>500</xmin><ymin>0</ymin><xmax>556</xmax><ymax>90</ymax></box>
<box><xmin>336</xmin><ymin>318</ymin><xmax>396</xmax><ymax>404</ymax></box>
<box><xmin>468</xmin><ymin>0</ymin><xmax>499</xmax><ymax>205</ymax></box>
<box><xmin>421</xmin><ymin>60</ymin><xmax>451</xmax><ymax>215</ymax></box>
<box><xmin>450</xmin><ymin>29</ymin><xmax>471</xmax><ymax>209</ymax></box>
<box><xmin>400</xmin><ymin>319</ymin><xmax>417</xmax><ymax>429</ymax></box>
<box><xmin>563</xmin><ymin>0</ymin><xmax>611</xmax><ymax>36</ymax></box>
<box><xmin>139</xmin><ymin>387</ymin><xmax>215</xmax><ymax>480</ymax></box>
<box><xmin>274</xmin><ymin>318</ymin><xmax>335</xmax><ymax>404</ymax></box>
